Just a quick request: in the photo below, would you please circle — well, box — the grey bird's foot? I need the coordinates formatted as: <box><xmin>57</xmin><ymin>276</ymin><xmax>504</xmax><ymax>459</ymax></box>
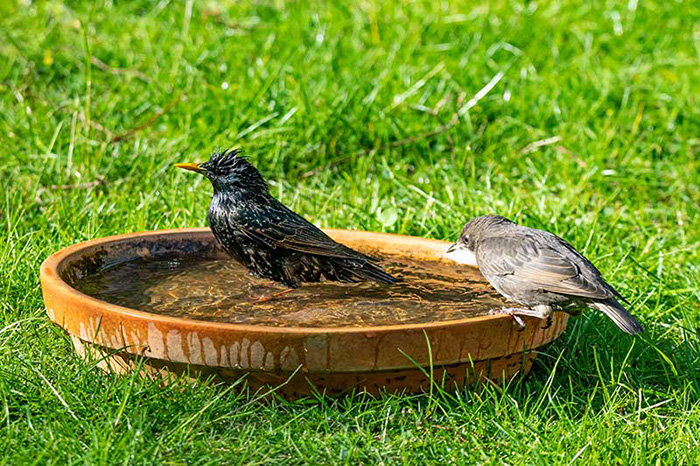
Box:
<box><xmin>488</xmin><ymin>308</ymin><xmax>531</xmax><ymax>331</ymax></box>
<box><xmin>541</xmin><ymin>315</ymin><xmax>553</xmax><ymax>330</ymax></box>
<box><xmin>511</xmin><ymin>314</ymin><xmax>526</xmax><ymax>331</ymax></box>
<box><xmin>488</xmin><ymin>307</ymin><xmax>553</xmax><ymax>331</ymax></box>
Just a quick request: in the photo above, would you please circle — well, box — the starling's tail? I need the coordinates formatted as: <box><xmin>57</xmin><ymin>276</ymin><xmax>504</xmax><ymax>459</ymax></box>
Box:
<box><xmin>590</xmin><ymin>299</ymin><xmax>644</xmax><ymax>335</ymax></box>
<box><xmin>353</xmin><ymin>261</ymin><xmax>397</xmax><ymax>285</ymax></box>
<box><xmin>311</xmin><ymin>256</ymin><xmax>396</xmax><ymax>285</ymax></box>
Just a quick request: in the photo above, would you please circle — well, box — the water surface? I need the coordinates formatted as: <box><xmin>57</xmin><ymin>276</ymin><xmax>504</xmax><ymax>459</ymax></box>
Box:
<box><xmin>73</xmin><ymin>253</ymin><xmax>505</xmax><ymax>327</ymax></box>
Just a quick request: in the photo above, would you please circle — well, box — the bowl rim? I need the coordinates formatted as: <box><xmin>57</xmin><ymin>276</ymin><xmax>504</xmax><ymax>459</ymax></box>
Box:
<box><xmin>40</xmin><ymin>227</ymin><xmax>511</xmax><ymax>335</ymax></box>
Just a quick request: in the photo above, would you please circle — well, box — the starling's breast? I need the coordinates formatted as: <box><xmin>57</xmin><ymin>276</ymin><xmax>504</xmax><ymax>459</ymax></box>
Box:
<box><xmin>208</xmin><ymin>195</ymin><xmax>248</xmax><ymax>263</ymax></box>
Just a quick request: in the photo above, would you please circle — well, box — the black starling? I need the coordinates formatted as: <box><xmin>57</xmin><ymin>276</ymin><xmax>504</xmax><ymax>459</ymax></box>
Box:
<box><xmin>446</xmin><ymin>215</ymin><xmax>644</xmax><ymax>335</ymax></box>
<box><xmin>175</xmin><ymin>149</ymin><xmax>396</xmax><ymax>293</ymax></box>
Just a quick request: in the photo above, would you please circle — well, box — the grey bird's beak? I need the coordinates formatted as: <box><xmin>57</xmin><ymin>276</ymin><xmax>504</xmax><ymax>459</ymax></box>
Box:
<box><xmin>445</xmin><ymin>241</ymin><xmax>478</xmax><ymax>267</ymax></box>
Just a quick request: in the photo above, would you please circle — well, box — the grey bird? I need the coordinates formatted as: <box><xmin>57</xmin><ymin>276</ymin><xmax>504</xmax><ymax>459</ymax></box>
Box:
<box><xmin>446</xmin><ymin>215</ymin><xmax>644</xmax><ymax>335</ymax></box>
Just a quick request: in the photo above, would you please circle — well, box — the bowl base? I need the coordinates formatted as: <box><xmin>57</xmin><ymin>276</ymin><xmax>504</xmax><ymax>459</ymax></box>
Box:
<box><xmin>71</xmin><ymin>335</ymin><xmax>536</xmax><ymax>398</ymax></box>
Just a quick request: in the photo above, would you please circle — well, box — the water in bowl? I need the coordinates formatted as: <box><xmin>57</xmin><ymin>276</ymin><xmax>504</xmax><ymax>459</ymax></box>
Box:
<box><xmin>73</xmin><ymin>253</ymin><xmax>506</xmax><ymax>327</ymax></box>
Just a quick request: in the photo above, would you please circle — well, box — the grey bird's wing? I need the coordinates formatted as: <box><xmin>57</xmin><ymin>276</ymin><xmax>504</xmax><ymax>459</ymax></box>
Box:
<box><xmin>233</xmin><ymin>199</ymin><xmax>374</xmax><ymax>261</ymax></box>
<box><xmin>478</xmin><ymin>235</ymin><xmax>615</xmax><ymax>301</ymax></box>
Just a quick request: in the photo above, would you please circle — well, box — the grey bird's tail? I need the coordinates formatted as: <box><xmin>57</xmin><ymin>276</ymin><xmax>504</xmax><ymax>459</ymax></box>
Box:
<box><xmin>590</xmin><ymin>299</ymin><xmax>644</xmax><ymax>335</ymax></box>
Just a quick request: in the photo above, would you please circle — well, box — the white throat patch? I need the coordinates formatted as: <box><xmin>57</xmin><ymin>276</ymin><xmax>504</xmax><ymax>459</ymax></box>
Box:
<box><xmin>445</xmin><ymin>247</ymin><xmax>478</xmax><ymax>267</ymax></box>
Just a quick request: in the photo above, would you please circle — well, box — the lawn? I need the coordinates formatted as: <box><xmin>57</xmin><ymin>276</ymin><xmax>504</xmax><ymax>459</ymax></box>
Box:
<box><xmin>2</xmin><ymin>0</ymin><xmax>699</xmax><ymax>463</ymax></box>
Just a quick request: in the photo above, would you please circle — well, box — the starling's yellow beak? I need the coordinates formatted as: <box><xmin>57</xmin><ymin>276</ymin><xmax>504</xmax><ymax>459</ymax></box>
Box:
<box><xmin>174</xmin><ymin>162</ymin><xmax>206</xmax><ymax>175</ymax></box>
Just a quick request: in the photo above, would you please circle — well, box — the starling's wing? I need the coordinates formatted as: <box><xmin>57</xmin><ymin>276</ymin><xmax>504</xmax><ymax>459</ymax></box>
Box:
<box><xmin>479</xmin><ymin>236</ymin><xmax>613</xmax><ymax>300</ymax></box>
<box><xmin>233</xmin><ymin>200</ymin><xmax>374</xmax><ymax>261</ymax></box>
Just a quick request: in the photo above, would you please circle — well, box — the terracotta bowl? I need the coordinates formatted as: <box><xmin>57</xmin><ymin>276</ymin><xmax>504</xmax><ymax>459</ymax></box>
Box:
<box><xmin>40</xmin><ymin>228</ymin><xmax>568</xmax><ymax>398</ymax></box>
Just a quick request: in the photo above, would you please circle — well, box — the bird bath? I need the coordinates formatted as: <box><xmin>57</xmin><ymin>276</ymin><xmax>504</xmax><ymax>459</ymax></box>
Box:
<box><xmin>40</xmin><ymin>228</ymin><xmax>568</xmax><ymax>397</ymax></box>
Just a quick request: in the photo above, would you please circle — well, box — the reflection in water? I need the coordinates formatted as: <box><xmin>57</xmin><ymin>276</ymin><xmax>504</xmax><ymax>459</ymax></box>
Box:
<box><xmin>73</xmin><ymin>253</ymin><xmax>507</xmax><ymax>327</ymax></box>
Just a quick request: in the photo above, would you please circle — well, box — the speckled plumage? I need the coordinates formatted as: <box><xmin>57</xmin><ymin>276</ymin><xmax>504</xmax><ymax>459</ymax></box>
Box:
<box><xmin>448</xmin><ymin>215</ymin><xmax>643</xmax><ymax>335</ymax></box>
<box><xmin>178</xmin><ymin>149</ymin><xmax>396</xmax><ymax>289</ymax></box>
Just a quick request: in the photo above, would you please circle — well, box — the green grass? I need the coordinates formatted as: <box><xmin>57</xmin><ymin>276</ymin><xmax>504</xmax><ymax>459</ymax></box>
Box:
<box><xmin>2</xmin><ymin>0</ymin><xmax>700</xmax><ymax>463</ymax></box>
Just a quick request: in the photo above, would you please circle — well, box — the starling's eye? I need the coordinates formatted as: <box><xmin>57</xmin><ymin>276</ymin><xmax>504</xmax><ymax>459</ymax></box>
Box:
<box><xmin>463</xmin><ymin>235</ymin><xmax>470</xmax><ymax>245</ymax></box>
<box><xmin>203</xmin><ymin>163</ymin><xmax>220</xmax><ymax>176</ymax></box>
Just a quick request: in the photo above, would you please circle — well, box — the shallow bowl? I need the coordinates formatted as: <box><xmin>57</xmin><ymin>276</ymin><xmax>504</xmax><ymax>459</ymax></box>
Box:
<box><xmin>40</xmin><ymin>228</ymin><xmax>568</xmax><ymax>397</ymax></box>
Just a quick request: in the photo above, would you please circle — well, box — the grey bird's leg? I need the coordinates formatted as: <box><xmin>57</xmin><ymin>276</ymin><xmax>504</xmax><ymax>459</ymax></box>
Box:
<box><xmin>489</xmin><ymin>305</ymin><xmax>553</xmax><ymax>330</ymax></box>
